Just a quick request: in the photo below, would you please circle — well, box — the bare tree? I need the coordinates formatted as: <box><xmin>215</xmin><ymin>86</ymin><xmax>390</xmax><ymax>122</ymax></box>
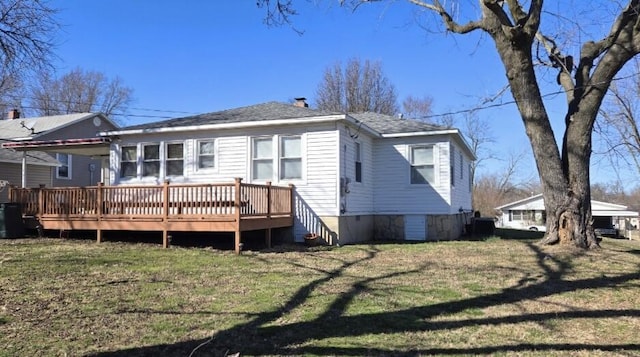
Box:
<box><xmin>473</xmin><ymin>151</ymin><xmax>530</xmax><ymax>216</ymax></box>
<box><xmin>596</xmin><ymin>58</ymin><xmax>640</xmax><ymax>179</ymax></box>
<box><xmin>401</xmin><ymin>95</ymin><xmax>433</xmax><ymax>120</ymax></box>
<box><xmin>258</xmin><ymin>1</ymin><xmax>640</xmax><ymax>248</ymax></box>
<box><xmin>0</xmin><ymin>0</ymin><xmax>56</xmax><ymax>74</ymax></box>
<box><xmin>316</xmin><ymin>58</ymin><xmax>398</xmax><ymax>115</ymax></box>
<box><xmin>0</xmin><ymin>0</ymin><xmax>58</xmax><ymax>114</ymax></box>
<box><xmin>459</xmin><ymin>111</ymin><xmax>495</xmax><ymax>189</ymax></box>
<box><xmin>29</xmin><ymin>67</ymin><xmax>134</xmax><ymax>118</ymax></box>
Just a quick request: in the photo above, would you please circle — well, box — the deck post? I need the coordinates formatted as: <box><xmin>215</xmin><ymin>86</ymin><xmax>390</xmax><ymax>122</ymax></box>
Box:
<box><xmin>96</xmin><ymin>182</ymin><xmax>104</xmax><ymax>243</ymax></box>
<box><xmin>7</xmin><ymin>185</ymin><xmax>14</xmax><ymax>202</ymax></box>
<box><xmin>265</xmin><ymin>228</ymin><xmax>272</xmax><ymax>249</ymax></box>
<box><xmin>288</xmin><ymin>183</ymin><xmax>295</xmax><ymax>216</ymax></box>
<box><xmin>162</xmin><ymin>179</ymin><xmax>170</xmax><ymax>248</ymax></box>
<box><xmin>234</xmin><ymin>177</ymin><xmax>242</xmax><ymax>254</ymax></box>
<box><xmin>289</xmin><ymin>183</ymin><xmax>295</xmax><ymax>242</ymax></box>
<box><xmin>265</xmin><ymin>181</ymin><xmax>272</xmax><ymax>248</ymax></box>
<box><xmin>266</xmin><ymin>181</ymin><xmax>272</xmax><ymax>219</ymax></box>
<box><xmin>38</xmin><ymin>184</ymin><xmax>45</xmax><ymax>218</ymax></box>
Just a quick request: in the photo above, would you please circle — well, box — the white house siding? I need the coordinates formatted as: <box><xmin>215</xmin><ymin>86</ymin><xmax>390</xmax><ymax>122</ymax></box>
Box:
<box><xmin>449</xmin><ymin>140</ymin><xmax>473</xmax><ymax>214</ymax></box>
<box><xmin>293</xmin><ymin>128</ymin><xmax>340</xmax><ymax>242</ymax></box>
<box><xmin>338</xmin><ymin>126</ymin><xmax>374</xmax><ymax>215</ymax></box>
<box><xmin>109</xmin><ymin>123</ymin><xmax>342</xmax><ymax>243</ymax></box>
<box><xmin>318</xmin><ymin>126</ymin><xmax>377</xmax><ymax>244</ymax></box>
<box><xmin>373</xmin><ymin>137</ymin><xmax>452</xmax><ymax>215</ymax></box>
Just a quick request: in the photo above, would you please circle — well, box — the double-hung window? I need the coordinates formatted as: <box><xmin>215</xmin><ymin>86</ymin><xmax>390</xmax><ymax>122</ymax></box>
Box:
<box><xmin>468</xmin><ymin>163</ymin><xmax>473</xmax><ymax>192</ymax></box>
<box><xmin>252</xmin><ymin>135</ymin><xmax>303</xmax><ymax>181</ymax></box>
<box><xmin>56</xmin><ymin>153</ymin><xmax>71</xmax><ymax>179</ymax></box>
<box><xmin>511</xmin><ymin>210</ymin><xmax>534</xmax><ymax>221</ymax></box>
<box><xmin>252</xmin><ymin>137</ymin><xmax>273</xmax><ymax>180</ymax></box>
<box><xmin>450</xmin><ymin>146</ymin><xmax>455</xmax><ymax>187</ymax></box>
<box><xmin>280</xmin><ymin>136</ymin><xmax>302</xmax><ymax>180</ymax></box>
<box><xmin>197</xmin><ymin>140</ymin><xmax>216</xmax><ymax>170</ymax></box>
<box><xmin>142</xmin><ymin>144</ymin><xmax>160</xmax><ymax>178</ymax></box>
<box><xmin>355</xmin><ymin>142</ymin><xmax>362</xmax><ymax>183</ymax></box>
<box><xmin>166</xmin><ymin>143</ymin><xmax>184</xmax><ymax>176</ymax></box>
<box><xmin>120</xmin><ymin>146</ymin><xmax>137</xmax><ymax>178</ymax></box>
<box><xmin>410</xmin><ymin>145</ymin><xmax>434</xmax><ymax>185</ymax></box>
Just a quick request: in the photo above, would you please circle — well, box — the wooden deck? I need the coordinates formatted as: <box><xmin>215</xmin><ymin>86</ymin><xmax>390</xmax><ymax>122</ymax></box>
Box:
<box><xmin>8</xmin><ymin>178</ymin><xmax>294</xmax><ymax>253</ymax></box>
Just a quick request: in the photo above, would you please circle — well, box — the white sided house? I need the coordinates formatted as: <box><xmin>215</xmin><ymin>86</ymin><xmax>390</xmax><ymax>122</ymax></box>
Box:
<box><xmin>496</xmin><ymin>194</ymin><xmax>639</xmax><ymax>237</ymax></box>
<box><xmin>100</xmin><ymin>100</ymin><xmax>476</xmax><ymax>245</ymax></box>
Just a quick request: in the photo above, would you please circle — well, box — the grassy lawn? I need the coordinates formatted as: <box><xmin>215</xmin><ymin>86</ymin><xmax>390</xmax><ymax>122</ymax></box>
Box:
<box><xmin>1</xmin><ymin>237</ymin><xmax>639</xmax><ymax>356</ymax></box>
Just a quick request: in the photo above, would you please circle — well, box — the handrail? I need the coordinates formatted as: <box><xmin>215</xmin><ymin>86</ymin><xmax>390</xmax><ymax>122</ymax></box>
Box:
<box><xmin>8</xmin><ymin>179</ymin><xmax>293</xmax><ymax>219</ymax></box>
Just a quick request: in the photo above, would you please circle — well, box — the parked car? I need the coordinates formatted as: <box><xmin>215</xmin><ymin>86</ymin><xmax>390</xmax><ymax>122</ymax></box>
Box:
<box><xmin>528</xmin><ymin>225</ymin><xmax>546</xmax><ymax>232</ymax></box>
<box><xmin>594</xmin><ymin>227</ymin><xmax>618</xmax><ymax>238</ymax></box>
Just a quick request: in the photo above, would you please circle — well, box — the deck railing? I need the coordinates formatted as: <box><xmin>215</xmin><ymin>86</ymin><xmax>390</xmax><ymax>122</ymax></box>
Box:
<box><xmin>9</xmin><ymin>178</ymin><xmax>294</xmax><ymax>220</ymax></box>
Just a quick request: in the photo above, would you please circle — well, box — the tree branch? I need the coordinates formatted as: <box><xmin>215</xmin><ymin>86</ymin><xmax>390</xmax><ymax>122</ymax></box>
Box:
<box><xmin>535</xmin><ymin>33</ymin><xmax>575</xmax><ymax>98</ymax></box>
<box><xmin>578</xmin><ymin>0</ymin><xmax>640</xmax><ymax>89</ymax></box>
<box><xmin>408</xmin><ymin>0</ymin><xmax>485</xmax><ymax>34</ymax></box>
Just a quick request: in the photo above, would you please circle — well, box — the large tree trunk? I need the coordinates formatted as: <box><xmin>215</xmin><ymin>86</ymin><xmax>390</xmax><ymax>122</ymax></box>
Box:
<box><xmin>416</xmin><ymin>0</ymin><xmax>640</xmax><ymax>249</ymax></box>
<box><xmin>483</xmin><ymin>5</ymin><xmax>601</xmax><ymax>248</ymax></box>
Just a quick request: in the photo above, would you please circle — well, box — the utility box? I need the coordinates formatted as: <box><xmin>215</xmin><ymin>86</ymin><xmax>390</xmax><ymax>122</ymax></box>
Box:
<box><xmin>0</xmin><ymin>203</ymin><xmax>25</xmax><ymax>238</ymax></box>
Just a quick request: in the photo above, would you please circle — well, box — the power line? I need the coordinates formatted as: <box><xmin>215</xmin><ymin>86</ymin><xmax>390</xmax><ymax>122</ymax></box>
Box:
<box><xmin>2</xmin><ymin>93</ymin><xmax>198</xmax><ymax>119</ymax></box>
<box><xmin>2</xmin><ymin>71</ymin><xmax>639</xmax><ymax>123</ymax></box>
<box><xmin>423</xmin><ymin>72</ymin><xmax>640</xmax><ymax>120</ymax></box>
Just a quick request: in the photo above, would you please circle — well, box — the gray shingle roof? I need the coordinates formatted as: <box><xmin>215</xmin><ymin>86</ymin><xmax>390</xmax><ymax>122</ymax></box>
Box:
<box><xmin>118</xmin><ymin>101</ymin><xmax>449</xmax><ymax>137</ymax></box>
<box><xmin>0</xmin><ymin>112</ymin><xmax>98</xmax><ymax>139</ymax></box>
<box><xmin>350</xmin><ymin>112</ymin><xmax>448</xmax><ymax>134</ymax></box>
<box><xmin>122</xmin><ymin>102</ymin><xmax>341</xmax><ymax>131</ymax></box>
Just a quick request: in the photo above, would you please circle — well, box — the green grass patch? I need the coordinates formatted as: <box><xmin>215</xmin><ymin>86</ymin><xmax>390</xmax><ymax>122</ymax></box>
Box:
<box><xmin>0</xmin><ymin>237</ymin><xmax>639</xmax><ymax>356</ymax></box>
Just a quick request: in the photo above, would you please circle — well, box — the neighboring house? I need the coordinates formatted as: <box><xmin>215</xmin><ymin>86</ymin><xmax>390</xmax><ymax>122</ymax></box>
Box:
<box><xmin>0</xmin><ymin>111</ymin><xmax>117</xmax><ymax>202</ymax></box>
<box><xmin>496</xmin><ymin>194</ymin><xmax>639</xmax><ymax>237</ymax></box>
<box><xmin>99</xmin><ymin>100</ymin><xmax>476</xmax><ymax>244</ymax></box>
<box><xmin>0</xmin><ymin>144</ymin><xmax>59</xmax><ymax>202</ymax></box>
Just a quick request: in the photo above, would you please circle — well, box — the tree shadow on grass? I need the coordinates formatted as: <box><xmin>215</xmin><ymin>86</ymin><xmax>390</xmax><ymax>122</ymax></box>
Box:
<box><xmin>88</xmin><ymin>243</ymin><xmax>640</xmax><ymax>357</ymax></box>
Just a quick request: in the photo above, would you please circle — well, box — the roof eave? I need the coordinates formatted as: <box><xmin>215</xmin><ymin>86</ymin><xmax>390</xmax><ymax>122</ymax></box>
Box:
<box><xmin>343</xmin><ymin>115</ymin><xmax>381</xmax><ymax>138</ymax></box>
<box><xmin>495</xmin><ymin>193</ymin><xmax>544</xmax><ymax>210</ymax></box>
<box><xmin>100</xmin><ymin>114</ymin><xmax>348</xmax><ymax>136</ymax></box>
<box><xmin>381</xmin><ymin>129</ymin><xmax>477</xmax><ymax>160</ymax></box>
<box><xmin>0</xmin><ymin>158</ymin><xmax>60</xmax><ymax>167</ymax></box>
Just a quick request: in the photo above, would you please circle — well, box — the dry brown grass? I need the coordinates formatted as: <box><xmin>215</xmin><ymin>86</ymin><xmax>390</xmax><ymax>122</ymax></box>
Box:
<box><xmin>0</xmin><ymin>237</ymin><xmax>639</xmax><ymax>356</ymax></box>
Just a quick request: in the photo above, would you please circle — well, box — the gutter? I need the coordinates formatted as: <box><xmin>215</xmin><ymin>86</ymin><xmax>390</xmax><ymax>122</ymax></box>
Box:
<box><xmin>1</xmin><ymin>137</ymin><xmax>111</xmax><ymax>150</ymax></box>
<box><xmin>382</xmin><ymin>129</ymin><xmax>477</xmax><ymax>160</ymax></box>
<box><xmin>101</xmin><ymin>114</ymin><xmax>348</xmax><ymax>136</ymax></box>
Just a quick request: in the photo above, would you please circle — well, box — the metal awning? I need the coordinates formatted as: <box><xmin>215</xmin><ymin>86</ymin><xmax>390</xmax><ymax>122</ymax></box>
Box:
<box><xmin>1</xmin><ymin>137</ymin><xmax>111</xmax><ymax>157</ymax></box>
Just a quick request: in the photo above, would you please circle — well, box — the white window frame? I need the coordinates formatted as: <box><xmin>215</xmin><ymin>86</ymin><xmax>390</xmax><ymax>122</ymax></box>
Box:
<box><xmin>120</xmin><ymin>145</ymin><xmax>138</xmax><ymax>179</ymax></box>
<box><xmin>354</xmin><ymin>142</ymin><xmax>362</xmax><ymax>183</ymax></box>
<box><xmin>450</xmin><ymin>146</ymin><xmax>455</xmax><ymax>187</ymax></box>
<box><xmin>469</xmin><ymin>163</ymin><xmax>473</xmax><ymax>192</ymax></box>
<box><xmin>251</xmin><ymin>136</ymin><xmax>274</xmax><ymax>181</ymax></box>
<box><xmin>510</xmin><ymin>210</ymin><xmax>535</xmax><ymax>221</ymax></box>
<box><xmin>196</xmin><ymin>139</ymin><xmax>217</xmax><ymax>172</ymax></box>
<box><xmin>56</xmin><ymin>153</ymin><xmax>72</xmax><ymax>180</ymax></box>
<box><xmin>250</xmin><ymin>135</ymin><xmax>304</xmax><ymax>182</ymax></box>
<box><xmin>409</xmin><ymin>145</ymin><xmax>435</xmax><ymax>185</ymax></box>
<box><xmin>279</xmin><ymin>135</ymin><xmax>302</xmax><ymax>180</ymax></box>
<box><xmin>165</xmin><ymin>142</ymin><xmax>184</xmax><ymax>177</ymax></box>
<box><xmin>142</xmin><ymin>143</ymin><xmax>161</xmax><ymax>178</ymax></box>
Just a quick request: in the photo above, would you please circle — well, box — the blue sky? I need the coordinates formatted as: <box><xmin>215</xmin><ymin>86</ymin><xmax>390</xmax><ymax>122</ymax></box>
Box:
<box><xmin>47</xmin><ymin>1</ymin><xmax>633</xmax><ymax>187</ymax></box>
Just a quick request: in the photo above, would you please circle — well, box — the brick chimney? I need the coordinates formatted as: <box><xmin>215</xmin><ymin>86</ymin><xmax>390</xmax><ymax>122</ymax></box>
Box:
<box><xmin>294</xmin><ymin>97</ymin><xmax>309</xmax><ymax>108</ymax></box>
<box><xmin>7</xmin><ymin>109</ymin><xmax>20</xmax><ymax>119</ymax></box>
